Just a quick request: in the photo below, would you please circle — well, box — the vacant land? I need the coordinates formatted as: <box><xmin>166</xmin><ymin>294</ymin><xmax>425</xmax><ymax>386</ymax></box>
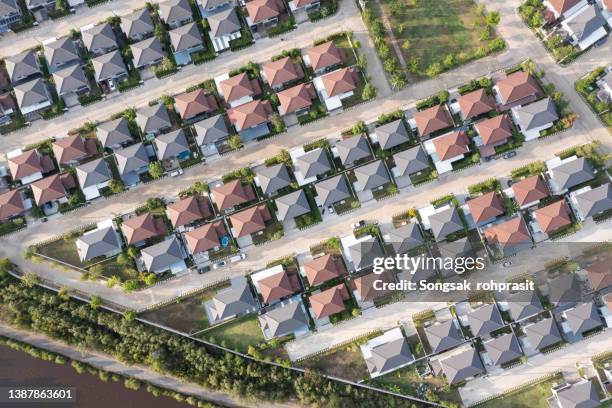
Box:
<box><xmin>474</xmin><ymin>375</ymin><xmax>562</xmax><ymax>408</ymax></box>
<box><xmin>200</xmin><ymin>314</ymin><xmax>264</xmax><ymax>352</ymax></box>
<box><xmin>35</xmin><ymin>237</ymin><xmax>85</xmax><ymax>268</ymax></box>
<box><xmin>297</xmin><ymin>345</ymin><xmax>369</xmax><ymax>382</ymax></box>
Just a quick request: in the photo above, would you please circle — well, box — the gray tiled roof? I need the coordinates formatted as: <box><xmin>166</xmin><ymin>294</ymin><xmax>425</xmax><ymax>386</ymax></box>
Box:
<box><xmin>141</xmin><ymin>237</ymin><xmax>184</xmax><ymax>272</ymax></box>
<box><xmin>564</xmin><ymin>302</ymin><xmax>602</xmax><ymax>336</ymax></box>
<box><xmin>158</xmin><ymin>0</ymin><xmax>192</xmax><ymax>25</ymax></box>
<box><xmin>92</xmin><ymin>50</ymin><xmax>127</xmax><ymax>82</ymax></box>
<box><xmin>44</xmin><ymin>37</ymin><xmax>79</xmax><ymax>68</ymax></box>
<box><xmin>314</xmin><ymin>174</ymin><xmax>351</xmax><ymax>207</ymax></box>
<box><xmin>550</xmin><ymin>157</ymin><xmax>594</xmax><ymax>191</ymax></box>
<box><xmin>259</xmin><ymin>301</ymin><xmax>308</xmax><ymax>338</ymax></box>
<box><xmin>121</xmin><ymin>8</ymin><xmax>154</xmax><ymax>39</ymax></box>
<box><xmin>467</xmin><ymin>304</ymin><xmax>504</xmax><ymax>337</ymax></box>
<box><xmin>276</xmin><ymin>189</ymin><xmax>310</xmax><ymax>221</ymax></box>
<box><xmin>525</xmin><ymin>318</ymin><xmax>562</xmax><ymax>350</ymax></box>
<box><xmin>365</xmin><ymin>336</ymin><xmax>413</xmax><ymax>376</ymax></box>
<box><xmin>154</xmin><ymin>128</ymin><xmax>189</xmax><ymax>160</ymax></box>
<box><xmin>256</xmin><ymin>163</ymin><xmax>292</xmax><ymax>195</ymax></box>
<box><xmin>75</xmin><ymin>158</ymin><xmax>111</xmax><ymax>189</ymax></box>
<box><xmin>484</xmin><ymin>333</ymin><xmax>522</xmax><ymax>366</ymax></box>
<box><xmin>200</xmin><ymin>0</ymin><xmax>230</xmax><ymax>10</ymax></box>
<box><xmin>5</xmin><ymin>50</ymin><xmax>40</xmax><ymax>83</ymax></box>
<box><xmin>513</xmin><ymin>97</ymin><xmax>558</xmax><ymax>131</ymax></box>
<box><xmin>208</xmin><ymin>7</ymin><xmax>241</xmax><ymax>37</ymax></box>
<box><xmin>115</xmin><ymin>142</ymin><xmax>149</xmax><ymax>175</ymax></box>
<box><xmin>425</xmin><ymin>320</ymin><xmax>463</xmax><ymax>353</ymax></box>
<box><xmin>96</xmin><ymin>117</ymin><xmax>132</xmax><ymax>148</ymax></box>
<box><xmin>548</xmin><ymin>273</ymin><xmax>582</xmax><ymax>304</ymax></box>
<box><xmin>206</xmin><ymin>281</ymin><xmax>257</xmax><ymax>323</ymax></box>
<box><xmin>575</xmin><ymin>183</ymin><xmax>612</xmax><ymax>218</ymax></box>
<box><xmin>194</xmin><ymin>114</ymin><xmax>229</xmax><ymax>145</ymax></box>
<box><xmin>393</xmin><ymin>145</ymin><xmax>430</xmax><ymax>177</ymax></box>
<box><xmin>14</xmin><ymin>78</ymin><xmax>49</xmax><ymax>108</ymax></box>
<box><xmin>354</xmin><ymin>160</ymin><xmax>390</xmax><ymax>191</ymax></box>
<box><xmin>169</xmin><ymin>22</ymin><xmax>202</xmax><ymax>52</ymax></box>
<box><xmin>440</xmin><ymin>348</ymin><xmax>484</xmax><ymax>384</ymax></box>
<box><xmin>565</xmin><ymin>6</ymin><xmax>606</xmax><ymax>43</ymax></box>
<box><xmin>336</xmin><ymin>135</ymin><xmax>371</xmax><ymax>165</ymax></box>
<box><xmin>429</xmin><ymin>206</ymin><xmax>464</xmax><ymax>240</ymax></box>
<box><xmin>387</xmin><ymin>223</ymin><xmax>423</xmax><ymax>254</ymax></box>
<box><xmin>556</xmin><ymin>380</ymin><xmax>600</xmax><ymax>408</ymax></box>
<box><xmin>82</xmin><ymin>23</ymin><xmax>117</xmax><ymax>53</ymax></box>
<box><xmin>297</xmin><ymin>148</ymin><xmax>332</xmax><ymax>179</ymax></box>
<box><xmin>375</xmin><ymin>119</ymin><xmax>410</xmax><ymax>150</ymax></box>
<box><xmin>507</xmin><ymin>291</ymin><xmax>543</xmax><ymax>321</ymax></box>
<box><xmin>52</xmin><ymin>64</ymin><xmax>88</xmax><ymax>95</ymax></box>
<box><xmin>76</xmin><ymin>226</ymin><xmax>121</xmax><ymax>261</ymax></box>
<box><xmin>0</xmin><ymin>0</ymin><xmax>19</xmax><ymax>16</ymax></box>
<box><xmin>136</xmin><ymin>103</ymin><xmax>172</xmax><ymax>134</ymax></box>
<box><xmin>130</xmin><ymin>37</ymin><xmax>165</xmax><ymax>68</ymax></box>
<box><xmin>348</xmin><ymin>237</ymin><xmax>384</xmax><ymax>271</ymax></box>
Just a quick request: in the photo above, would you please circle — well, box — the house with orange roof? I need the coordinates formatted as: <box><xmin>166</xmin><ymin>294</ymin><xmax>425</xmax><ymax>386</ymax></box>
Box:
<box><xmin>0</xmin><ymin>189</ymin><xmax>25</xmax><ymax>221</ymax></box>
<box><xmin>276</xmin><ymin>82</ymin><xmax>317</xmax><ymax>116</ymax></box>
<box><xmin>261</xmin><ymin>56</ymin><xmax>304</xmax><ymax>91</ymax></box>
<box><xmin>244</xmin><ymin>0</ymin><xmax>284</xmax><ymax>30</ymax></box>
<box><xmin>52</xmin><ymin>134</ymin><xmax>96</xmax><ymax>166</ymax></box>
<box><xmin>228</xmin><ymin>204</ymin><xmax>271</xmax><ymax>245</ymax></box>
<box><xmin>423</xmin><ymin>129</ymin><xmax>471</xmax><ymax>174</ymax></box>
<box><xmin>174</xmin><ymin>88</ymin><xmax>218</xmax><ymax>122</ymax></box>
<box><xmin>227</xmin><ymin>99</ymin><xmax>273</xmax><ymax>139</ymax></box>
<box><xmin>544</xmin><ymin>0</ymin><xmax>587</xmax><ymax>20</ymax></box>
<box><xmin>300</xmin><ymin>253</ymin><xmax>347</xmax><ymax>287</ymax></box>
<box><xmin>585</xmin><ymin>256</ymin><xmax>612</xmax><ymax>292</ymax></box>
<box><xmin>452</xmin><ymin>88</ymin><xmax>496</xmax><ymax>121</ymax></box>
<box><xmin>411</xmin><ymin>104</ymin><xmax>454</xmax><ymax>139</ymax></box>
<box><xmin>473</xmin><ymin>114</ymin><xmax>515</xmax><ymax>157</ymax></box>
<box><xmin>30</xmin><ymin>174</ymin><xmax>67</xmax><ymax>213</ymax></box>
<box><xmin>288</xmin><ymin>0</ymin><xmax>319</xmax><ymax>12</ymax></box>
<box><xmin>599</xmin><ymin>0</ymin><xmax>612</xmax><ymax>25</ymax></box>
<box><xmin>351</xmin><ymin>270</ymin><xmax>395</xmax><ymax>308</ymax></box>
<box><xmin>493</xmin><ymin>71</ymin><xmax>543</xmax><ymax>109</ymax></box>
<box><xmin>531</xmin><ymin>199</ymin><xmax>573</xmax><ymax>237</ymax></box>
<box><xmin>120</xmin><ymin>212</ymin><xmax>166</xmax><ymax>246</ymax></box>
<box><xmin>304</xmin><ymin>41</ymin><xmax>345</xmax><ymax>75</ymax></box>
<box><xmin>218</xmin><ymin>71</ymin><xmax>261</xmax><ymax>107</ymax></box>
<box><xmin>211</xmin><ymin>178</ymin><xmax>256</xmax><ymax>212</ymax></box>
<box><xmin>166</xmin><ymin>195</ymin><xmax>211</xmax><ymax>229</ymax></box>
<box><xmin>7</xmin><ymin>149</ymin><xmax>48</xmax><ymax>184</ymax></box>
<box><xmin>484</xmin><ymin>216</ymin><xmax>532</xmax><ymax>255</ymax></box>
<box><xmin>313</xmin><ymin>67</ymin><xmax>358</xmax><ymax>111</ymax></box>
<box><xmin>307</xmin><ymin>284</ymin><xmax>350</xmax><ymax>323</ymax></box>
<box><xmin>250</xmin><ymin>263</ymin><xmax>301</xmax><ymax>305</ymax></box>
<box><xmin>465</xmin><ymin>191</ymin><xmax>505</xmax><ymax>226</ymax></box>
<box><xmin>508</xmin><ymin>174</ymin><xmax>550</xmax><ymax>209</ymax></box>
<box><xmin>183</xmin><ymin>220</ymin><xmax>228</xmax><ymax>258</ymax></box>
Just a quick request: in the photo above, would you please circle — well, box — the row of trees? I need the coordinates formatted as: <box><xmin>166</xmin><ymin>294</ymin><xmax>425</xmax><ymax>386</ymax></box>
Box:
<box><xmin>0</xmin><ymin>266</ymin><xmax>425</xmax><ymax>408</ymax></box>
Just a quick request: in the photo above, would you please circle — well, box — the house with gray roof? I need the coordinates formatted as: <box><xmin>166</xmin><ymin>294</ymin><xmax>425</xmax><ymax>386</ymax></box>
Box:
<box><xmin>552</xmin><ymin>379</ymin><xmax>600</xmax><ymax>408</ymax></box>
<box><xmin>141</xmin><ymin>237</ymin><xmax>187</xmax><ymax>273</ymax></box>
<box><xmin>439</xmin><ymin>347</ymin><xmax>484</xmax><ymax>384</ymax></box>
<box><xmin>96</xmin><ymin>117</ymin><xmax>133</xmax><ymax>150</ymax></box>
<box><xmin>193</xmin><ymin>114</ymin><xmax>229</xmax><ymax>153</ymax></box>
<box><xmin>136</xmin><ymin>104</ymin><xmax>172</xmax><ymax>136</ymax></box>
<box><xmin>121</xmin><ymin>9</ymin><xmax>155</xmax><ymax>42</ymax></box>
<box><xmin>347</xmin><ymin>236</ymin><xmax>384</xmax><ymax>271</ymax></box>
<box><xmin>44</xmin><ymin>37</ymin><xmax>80</xmax><ymax>73</ymax></box>
<box><xmin>523</xmin><ymin>317</ymin><xmax>563</xmax><ymax>351</ymax></box>
<box><xmin>548</xmin><ymin>273</ymin><xmax>583</xmax><ymax>305</ymax></box>
<box><xmin>153</xmin><ymin>129</ymin><xmax>190</xmax><ymax>161</ymax></box>
<box><xmin>548</xmin><ymin>155</ymin><xmax>595</xmax><ymax>195</ymax></box>
<box><xmin>258</xmin><ymin>299</ymin><xmax>309</xmax><ymax>340</ymax></box>
<box><xmin>371</xmin><ymin>119</ymin><xmax>410</xmax><ymax>151</ymax></box>
<box><xmin>204</xmin><ymin>277</ymin><xmax>258</xmax><ymax>325</ymax></box>
<box><xmin>5</xmin><ymin>50</ymin><xmax>41</xmax><ymax>84</ymax></box>
<box><xmin>75</xmin><ymin>158</ymin><xmax>112</xmax><ymax>200</ymax></box>
<box><xmin>159</xmin><ymin>0</ymin><xmax>193</xmax><ymax>29</ymax></box>
<box><xmin>361</xmin><ymin>328</ymin><xmax>414</xmax><ymax>378</ymax></box>
<box><xmin>131</xmin><ymin>37</ymin><xmax>166</xmax><ymax>70</ymax></box>
<box><xmin>76</xmin><ymin>226</ymin><xmax>122</xmax><ymax>262</ymax></box>
<box><xmin>561</xmin><ymin>5</ymin><xmax>607</xmax><ymax>51</ymax></box>
<box><xmin>14</xmin><ymin>78</ymin><xmax>52</xmax><ymax>115</ymax></box>
<box><xmin>92</xmin><ymin>50</ymin><xmax>128</xmax><ymax>84</ymax></box>
<box><xmin>0</xmin><ymin>0</ymin><xmax>22</xmax><ymax>33</ymax></box>
<box><xmin>466</xmin><ymin>304</ymin><xmax>504</xmax><ymax>338</ymax></box>
<box><xmin>483</xmin><ymin>332</ymin><xmax>522</xmax><ymax>366</ymax></box>
<box><xmin>386</xmin><ymin>223</ymin><xmax>423</xmax><ymax>254</ymax></box>
<box><xmin>255</xmin><ymin>163</ymin><xmax>292</xmax><ymax>195</ymax></box>
<box><xmin>425</xmin><ymin>319</ymin><xmax>463</xmax><ymax>353</ymax></box>
<box><xmin>429</xmin><ymin>206</ymin><xmax>464</xmax><ymax>241</ymax></box>
<box><xmin>510</xmin><ymin>97</ymin><xmax>558</xmax><ymax>141</ymax></box>
<box><xmin>25</xmin><ymin>0</ymin><xmax>53</xmax><ymax>12</ymax></box>
<box><xmin>391</xmin><ymin>145</ymin><xmax>430</xmax><ymax>184</ymax></box>
<box><xmin>572</xmin><ymin>183</ymin><xmax>612</xmax><ymax>220</ymax></box>
<box><xmin>559</xmin><ymin>302</ymin><xmax>603</xmax><ymax>340</ymax></box>
<box><xmin>314</xmin><ymin>174</ymin><xmax>352</xmax><ymax>207</ymax></box>
<box><xmin>169</xmin><ymin>23</ymin><xmax>204</xmax><ymax>66</ymax></box>
<box><xmin>334</xmin><ymin>135</ymin><xmax>371</xmax><ymax>166</ymax></box>
<box><xmin>295</xmin><ymin>148</ymin><xmax>332</xmax><ymax>181</ymax></box>
<box><xmin>501</xmin><ymin>290</ymin><xmax>544</xmax><ymax>321</ymax></box>
<box><xmin>114</xmin><ymin>142</ymin><xmax>150</xmax><ymax>185</ymax></box>
<box><xmin>198</xmin><ymin>0</ymin><xmax>235</xmax><ymax>14</ymax></box>
<box><xmin>353</xmin><ymin>160</ymin><xmax>390</xmax><ymax>195</ymax></box>
<box><xmin>82</xmin><ymin>23</ymin><xmax>118</xmax><ymax>56</ymax></box>
<box><xmin>275</xmin><ymin>189</ymin><xmax>310</xmax><ymax>222</ymax></box>
<box><xmin>52</xmin><ymin>65</ymin><xmax>90</xmax><ymax>97</ymax></box>
<box><xmin>207</xmin><ymin>7</ymin><xmax>242</xmax><ymax>52</ymax></box>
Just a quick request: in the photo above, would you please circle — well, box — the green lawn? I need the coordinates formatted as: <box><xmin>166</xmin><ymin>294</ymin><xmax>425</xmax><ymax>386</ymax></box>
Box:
<box><xmin>35</xmin><ymin>237</ymin><xmax>85</xmax><ymax>268</ymax></box>
<box><xmin>475</xmin><ymin>375</ymin><xmax>562</xmax><ymax>408</ymax></box>
<box><xmin>200</xmin><ymin>314</ymin><xmax>264</xmax><ymax>352</ymax></box>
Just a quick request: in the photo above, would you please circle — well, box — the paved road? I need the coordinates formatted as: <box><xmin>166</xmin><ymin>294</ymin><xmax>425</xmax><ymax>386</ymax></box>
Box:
<box><xmin>459</xmin><ymin>329</ymin><xmax>612</xmax><ymax>406</ymax></box>
<box><xmin>0</xmin><ymin>323</ymin><xmax>295</xmax><ymax>408</ymax></box>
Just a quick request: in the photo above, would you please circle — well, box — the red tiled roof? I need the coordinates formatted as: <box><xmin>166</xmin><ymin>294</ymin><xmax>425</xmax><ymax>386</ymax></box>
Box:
<box><xmin>258</xmin><ymin>269</ymin><xmax>295</xmax><ymax>303</ymax></box>
<box><xmin>184</xmin><ymin>221</ymin><xmax>226</xmax><ymax>254</ymax></box>
<box><xmin>511</xmin><ymin>175</ymin><xmax>549</xmax><ymax>207</ymax></box>
<box><xmin>495</xmin><ymin>71</ymin><xmax>541</xmax><ymax>105</ymax></box>
<box><xmin>484</xmin><ymin>217</ymin><xmax>531</xmax><ymax>248</ymax></box>
<box><xmin>121</xmin><ymin>213</ymin><xmax>165</xmax><ymax>245</ymax></box>
<box><xmin>227</xmin><ymin>99</ymin><xmax>272</xmax><ymax>130</ymax></box>
<box><xmin>166</xmin><ymin>196</ymin><xmax>210</xmax><ymax>228</ymax></box>
<box><xmin>293</xmin><ymin>0</ymin><xmax>317</xmax><ymax>7</ymax></box>
<box><xmin>30</xmin><ymin>174</ymin><xmax>66</xmax><ymax>205</ymax></box>
<box><xmin>303</xmin><ymin>254</ymin><xmax>347</xmax><ymax>286</ymax></box>
<box><xmin>0</xmin><ymin>189</ymin><xmax>23</xmax><ymax>220</ymax></box>
<box><xmin>309</xmin><ymin>284</ymin><xmax>348</xmax><ymax>319</ymax></box>
<box><xmin>457</xmin><ymin>89</ymin><xmax>496</xmax><ymax>120</ymax></box>
<box><xmin>245</xmin><ymin>0</ymin><xmax>281</xmax><ymax>24</ymax></box>
<box><xmin>8</xmin><ymin>150</ymin><xmax>42</xmax><ymax>181</ymax></box>
<box><xmin>229</xmin><ymin>204</ymin><xmax>271</xmax><ymax>237</ymax></box>
<box><xmin>0</xmin><ymin>94</ymin><xmax>16</xmax><ymax>113</ymax></box>
<box><xmin>354</xmin><ymin>271</ymin><xmax>394</xmax><ymax>302</ymax></box>
<box><xmin>475</xmin><ymin>114</ymin><xmax>513</xmax><ymax>146</ymax></box>
<box><xmin>262</xmin><ymin>57</ymin><xmax>304</xmax><ymax>88</ymax></box>
<box><xmin>467</xmin><ymin>191</ymin><xmax>505</xmax><ymax>224</ymax></box>
<box><xmin>277</xmin><ymin>83</ymin><xmax>316</xmax><ymax>114</ymax></box>
<box><xmin>212</xmin><ymin>179</ymin><xmax>255</xmax><ymax>211</ymax></box>
<box><xmin>174</xmin><ymin>89</ymin><xmax>218</xmax><ymax>119</ymax></box>
<box><xmin>547</xmin><ymin>0</ymin><xmax>582</xmax><ymax>15</ymax></box>
<box><xmin>432</xmin><ymin>129</ymin><xmax>470</xmax><ymax>161</ymax></box>
<box><xmin>413</xmin><ymin>105</ymin><xmax>453</xmax><ymax>137</ymax></box>
<box><xmin>586</xmin><ymin>257</ymin><xmax>612</xmax><ymax>291</ymax></box>
<box><xmin>219</xmin><ymin>72</ymin><xmax>260</xmax><ymax>103</ymax></box>
<box><xmin>533</xmin><ymin>199</ymin><xmax>572</xmax><ymax>233</ymax></box>
<box><xmin>320</xmin><ymin>67</ymin><xmax>357</xmax><ymax>98</ymax></box>
<box><xmin>603</xmin><ymin>0</ymin><xmax>612</xmax><ymax>11</ymax></box>
<box><xmin>306</xmin><ymin>41</ymin><xmax>345</xmax><ymax>72</ymax></box>
<box><xmin>52</xmin><ymin>135</ymin><xmax>88</xmax><ymax>165</ymax></box>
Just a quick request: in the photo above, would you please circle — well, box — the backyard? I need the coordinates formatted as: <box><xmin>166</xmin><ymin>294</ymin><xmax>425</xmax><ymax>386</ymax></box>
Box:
<box><xmin>474</xmin><ymin>374</ymin><xmax>562</xmax><ymax>408</ymax></box>
<box><xmin>198</xmin><ymin>314</ymin><xmax>264</xmax><ymax>352</ymax></box>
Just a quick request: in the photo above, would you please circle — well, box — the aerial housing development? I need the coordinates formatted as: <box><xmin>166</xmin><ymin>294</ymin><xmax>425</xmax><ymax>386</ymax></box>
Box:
<box><xmin>0</xmin><ymin>0</ymin><xmax>611</xmax><ymax>407</ymax></box>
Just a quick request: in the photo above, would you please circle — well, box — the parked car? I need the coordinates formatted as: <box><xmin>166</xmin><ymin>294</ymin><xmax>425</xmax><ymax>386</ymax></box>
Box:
<box><xmin>198</xmin><ymin>265</ymin><xmax>211</xmax><ymax>274</ymax></box>
<box><xmin>503</xmin><ymin>151</ymin><xmax>517</xmax><ymax>159</ymax></box>
<box><xmin>352</xmin><ymin>220</ymin><xmax>366</xmax><ymax>229</ymax></box>
<box><xmin>328</xmin><ymin>205</ymin><xmax>335</xmax><ymax>214</ymax></box>
<box><xmin>230</xmin><ymin>253</ymin><xmax>247</xmax><ymax>262</ymax></box>
<box><xmin>212</xmin><ymin>261</ymin><xmax>226</xmax><ymax>269</ymax></box>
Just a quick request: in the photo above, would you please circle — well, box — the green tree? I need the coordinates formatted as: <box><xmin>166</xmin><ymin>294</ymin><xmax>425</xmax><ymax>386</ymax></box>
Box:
<box><xmin>389</xmin><ymin>72</ymin><xmax>406</xmax><ymax>90</ymax></box>
<box><xmin>58</xmin><ymin>286</ymin><xmax>71</xmax><ymax>301</ymax></box>
<box><xmin>401</xmin><ymin>39</ymin><xmax>411</xmax><ymax>50</ymax></box>
<box><xmin>89</xmin><ymin>264</ymin><xmax>104</xmax><ymax>279</ymax></box>
<box><xmin>21</xmin><ymin>272</ymin><xmax>39</xmax><ymax>288</ymax></box>
<box><xmin>228</xmin><ymin>134</ymin><xmax>242</xmax><ymax>150</ymax></box>
<box><xmin>486</xmin><ymin>11</ymin><xmax>500</xmax><ymax>26</ymax></box>
<box><xmin>443</xmin><ymin>54</ymin><xmax>455</xmax><ymax>69</ymax></box>
<box><xmin>270</xmin><ymin>113</ymin><xmax>284</xmax><ymax>133</ymax></box>
<box><xmin>143</xmin><ymin>273</ymin><xmax>157</xmax><ymax>286</ymax></box>
<box><xmin>106</xmin><ymin>276</ymin><xmax>121</xmax><ymax>288</ymax></box>
<box><xmin>30</xmin><ymin>205</ymin><xmax>44</xmax><ymax>219</ymax></box>
<box><xmin>426</xmin><ymin>62</ymin><xmax>442</xmax><ymax>77</ymax></box>
<box><xmin>383</xmin><ymin>58</ymin><xmax>398</xmax><ymax>73</ymax></box>
<box><xmin>108</xmin><ymin>179</ymin><xmax>124</xmax><ymax>194</ymax></box>
<box><xmin>352</xmin><ymin>120</ymin><xmax>366</xmax><ymax>135</ymax></box>
<box><xmin>90</xmin><ymin>295</ymin><xmax>102</xmax><ymax>309</ymax></box>
<box><xmin>148</xmin><ymin>161</ymin><xmax>164</xmax><ymax>179</ymax></box>
<box><xmin>126</xmin><ymin>246</ymin><xmax>140</xmax><ymax>260</ymax></box>
<box><xmin>122</xmin><ymin>280</ymin><xmax>138</xmax><ymax>292</ymax></box>
<box><xmin>356</xmin><ymin>53</ymin><xmax>367</xmax><ymax>71</ymax></box>
<box><xmin>361</xmin><ymin>83</ymin><xmax>376</xmax><ymax>100</ymax></box>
